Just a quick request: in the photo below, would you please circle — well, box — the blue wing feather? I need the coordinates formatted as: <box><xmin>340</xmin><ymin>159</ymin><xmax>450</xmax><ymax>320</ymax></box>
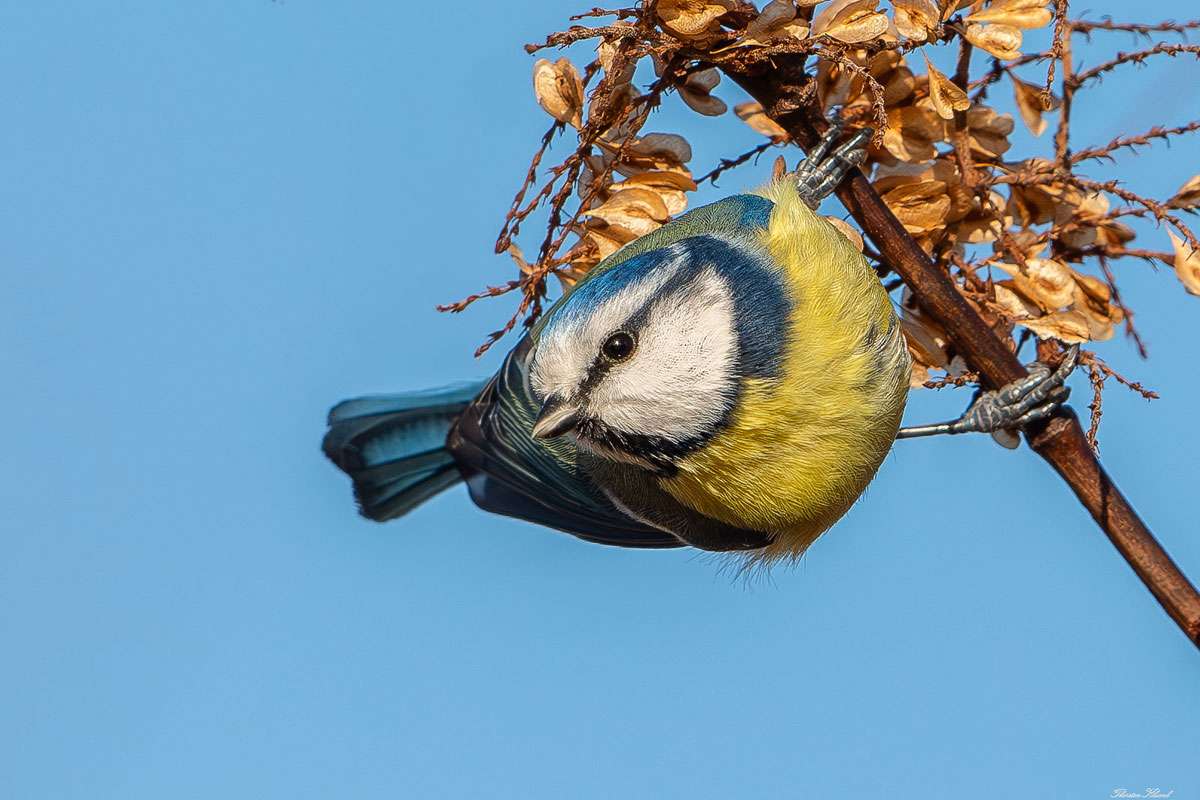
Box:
<box><xmin>323</xmin><ymin>361</ymin><xmax>676</xmax><ymax>545</ymax></box>
<box><xmin>323</xmin><ymin>384</ymin><xmax>485</xmax><ymax>521</ymax></box>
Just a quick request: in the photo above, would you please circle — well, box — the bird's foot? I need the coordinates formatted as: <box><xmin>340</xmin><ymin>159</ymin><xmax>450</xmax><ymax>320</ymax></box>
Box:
<box><xmin>952</xmin><ymin>346</ymin><xmax>1078</xmax><ymax>435</ymax></box>
<box><xmin>793</xmin><ymin>122</ymin><xmax>872</xmax><ymax>210</ymax></box>
<box><xmin>896</xmin><ymin>345</ymin><xmax>1079</xmax><ymax>442</ymax></box>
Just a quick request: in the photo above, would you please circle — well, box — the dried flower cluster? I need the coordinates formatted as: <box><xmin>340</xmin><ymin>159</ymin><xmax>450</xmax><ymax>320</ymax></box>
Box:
<box><xmin>442</xmin><ymin>0</ymin><xmax>1200</xmax><ymax>446</ymax></box>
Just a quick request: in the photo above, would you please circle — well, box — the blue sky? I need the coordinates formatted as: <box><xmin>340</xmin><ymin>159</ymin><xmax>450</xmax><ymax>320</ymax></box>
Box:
<box><xmin>2</xmin><ymin>2</ymin><xmax>1197</xmax><ymax>798</ymax></box>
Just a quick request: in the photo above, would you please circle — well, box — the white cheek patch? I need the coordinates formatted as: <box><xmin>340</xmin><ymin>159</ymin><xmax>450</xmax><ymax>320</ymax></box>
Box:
<box><xmin>529</xmin><ymin>253</ymin><xmax>685</xmax><ymax>401</ymax></box>
<box><xmin>586</xmin><ymin>267</ymin><xmax>738</xmax><ymax>443</ymax></box>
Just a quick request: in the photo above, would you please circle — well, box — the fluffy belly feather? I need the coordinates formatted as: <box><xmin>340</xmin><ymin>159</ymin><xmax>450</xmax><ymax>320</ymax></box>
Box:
<box><xmin>661</xmin><ymin>319</ymin><xmax>911</xmax><ymax>560</ymax></box>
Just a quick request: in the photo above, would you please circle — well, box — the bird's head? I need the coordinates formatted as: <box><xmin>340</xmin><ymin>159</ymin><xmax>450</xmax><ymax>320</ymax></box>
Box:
<box><xmin>527</xmin><ymin>236</ymin><xmax>788</xmax><ymax>473</ymax></box>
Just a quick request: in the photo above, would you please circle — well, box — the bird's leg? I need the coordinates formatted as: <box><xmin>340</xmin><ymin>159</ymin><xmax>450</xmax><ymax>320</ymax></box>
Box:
<box><xmin>793</xmin><ymin>124</ymin><xmax>873</xmax><ymax>210</ymax></box>
<box><xmin>896</xmin><ymin>346</ymin><xmax>1079</xmax><ymax>440</ymax></box>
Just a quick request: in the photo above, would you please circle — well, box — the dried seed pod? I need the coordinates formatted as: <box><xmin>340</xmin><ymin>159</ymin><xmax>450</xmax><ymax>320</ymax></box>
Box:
<box><xmin>882</xmin><ymin>106</ymin><xmax>944</xmax><ymax>162</ymax></box>
<box><xmin>679</xmin><ymin>68</ymin><xmax>728</xmax><ymax>116</ymax></box>
<box><xmin>824</xmin><ymin>216</ymin><xmax>866</xmax><ymax>251</ymax></box>
<box><xmin>578</xmin><ymin>152</ymin><xmax>617</xmax><ymax>204</ymax></box>
<box><xmin>1023</xmin><ymin>258</ymin><xmax>1077</xmax><ymax>309</ymax></box>
<box><xmin>1071</xmin><ymin>273</ymin><xmax>1123</xmax><ymax>342</ymax></box>
<box><xmin>813</xmin><ymin>0</ymin><xmax>890</xmax><ymax>43</ymax></box>
<box><xmin>1003</xmin><ymin>229</ymin><xmax>1050</xmax><ymax>261</ymax></box>
<box><xmin>1167</xmin><ymin>230</ymin><xmax>1200</xmax><ymax>296</ymax></box>
<box><xmin>996</xmin><ymin>258</ymin><xmax>1075</xmax><ymax>310</ymax></box>
<box><xmin>609</xmin><ymin>170</ymin><xmax>696</xmax><ymax>216</ymax></box>
<box><xmin>900</xmin><ymin>303</ymin><xmax>953</xmax><ymax>388</ymax></box>
<box><xmin>939</xmin><ymin>0</ymin><xmax>975</xmax><ymax>21</ymax></box>
<box><xmin>1011</xmin><ymin>75</ymin><xmax>1060</xmax><ymax>136</ymax></box>
<box><xmin>965</xmin><ymin>22</ymin><xmax>1023</xmax><ymax>60</ymax></box>
<box><xmin>591</xmin><ymin>223</ymin><xmax>637</xmax><ymax>254</ymax></box>
<box><xmin>966</xmin><ymin>0</ymin><xmax>1053</xmax><ymax>30</ymax></box>
<box><xmin>740</xmin><ymin>0</ymin><xmax>812</xmax><ymax>44</ymax></box>
<box><xmin>734</xmin><ymin>101</ymin><xmax>790</xmax><ymax>140</ymax></box>
<box><xmin>993</xmin><ymin>282</ymin><xmax>1042</xmax><ymax>320</ymax></box>
<box><xmin>893</xmin><ymin>0</ymin><xmax>940</xmax><ymax>42</ymax></box>
<box><xmin>657</xmin><ymin>0</ymin><xmax>737</xmax><ymax>37</ymax></box>
<box><xmin>1095</xmin><ymin>220</ymin><xmax>1135</xmax><ymax>249</ymax></box>
<box><xmin>872</xmin><ymin>157</ymin><xmax>960</xmax><ymax>192</ymax></box>
<box><xmin>952</xmin><ymin>193</ymin><xmax>1010</xmax><ymax>243</ymax></box>
<box><xmin>627</xmin><ymin>133</ymin><xmax>693</xmax><ymax>165</ymax></box>
<box><xmin>924</xmin><ymin>55</ymin><xmax>969</xmax><ymax>120</ymax></box>
<box><xmin>1022</xmin><ymin>310</ymin><xmax>1093</xmax><ymax>343</ymax></box>
<box><xmin>881</xmin><ymin>65</ymin><xmax>917</xmax><ymax>106</ymax></box>
<box><xmin>1168</xmin><ymin>175</ymin><xmax>1200</xmax><ymax>210</ymax></box>
<box><xmin>582</xmin><ymin>187</ymin><xmax>671</xmax><ymax>239</ymax></box>
<box><xmin>882</xmin><ymin>180</ymin><xmax>953</xmax><ymax>234</ymax></box>
<box><xmin>960</xmin><ymin>104</ymin><xmax>1015</xmax><ymax>159</ymax></box>
<box><xmin>603</xmin><ymin>132</ymin><xmax>695</xmax><ymax>177</ymax></box>
<box><xmin>532</xmin><ymin>58</ymin><xmax>585</xmax><ymax>128</ymax></box>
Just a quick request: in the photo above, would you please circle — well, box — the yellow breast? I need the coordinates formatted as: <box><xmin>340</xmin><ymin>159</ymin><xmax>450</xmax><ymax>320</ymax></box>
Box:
<box><xmin>661</xmin><ymin>181</ymin><xmax>911</xmax><ymax>560</ymax></box>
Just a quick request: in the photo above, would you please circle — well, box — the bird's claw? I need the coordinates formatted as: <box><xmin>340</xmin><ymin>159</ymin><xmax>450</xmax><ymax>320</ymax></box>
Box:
<box><xmin>950</xmin><ymin>345</ymin><xmax>1080</xmax><ymax>436</ymax></box>
<box><xmin>794</xmin><ymin>122</ymin><xmax>873</xmax><ymax>210</ymax></box>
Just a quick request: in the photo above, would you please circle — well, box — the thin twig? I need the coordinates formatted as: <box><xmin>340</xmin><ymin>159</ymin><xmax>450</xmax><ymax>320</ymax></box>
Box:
<box><xmin>949</xmin><ymin>36</ymin><xmax>978</xmax><ymax>188</ymax></box>
<box><xmin>1084</xmin><ymin>358</ymin><xmax>1105</xmax><ymax>450</ymax></box>
<box><xmin>696</xmin><ymin>141</ymin><xmax>777</xmax><ymax>186</ymax></box>
<box><xmin>1071</xmin><ymin>17</ymin><xmax>1200</xmax><ymax>37</ymax></box>
<box><xmin>1070</xmin><ymin>121</ymin><xmax>1200</xmax><ymax>164</ymax></box>
<box><xmin>1045</xmin><ymin>0</ymin><xmax>1070</xmax><ymax>108</ymax></box>
<box><xmin>1098</xmin><ymin>255</ymin><xmax>1148</xmax><ymax>358</ymax></box>
<box><xmin>1069</xmin><ymin>43</ymin><xmax>1200</xmax><ymax>89</ymax></box>
<box><xmin>568</xmin><ymin>6</ymin><xmax>640</xmax><ymax>21</ymax></box>
<box><xmin>1054</xmin><ymin>15</ymin><xmax>1075</xmax><ymax>167</ymax></box>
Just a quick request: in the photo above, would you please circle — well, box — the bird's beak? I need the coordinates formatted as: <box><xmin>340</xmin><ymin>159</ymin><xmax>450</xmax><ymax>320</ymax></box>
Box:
<box><xmin>531</xmin><ymin>396</ymin><xmax>581</xmax><ymax>439</ymax></box>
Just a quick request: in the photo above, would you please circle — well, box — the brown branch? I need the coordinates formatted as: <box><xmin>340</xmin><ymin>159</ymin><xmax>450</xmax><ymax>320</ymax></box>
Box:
<box><xmin>721</xmin><ymin>55</ymin><xmax>1200</xmax><ymax>647</ymax></box>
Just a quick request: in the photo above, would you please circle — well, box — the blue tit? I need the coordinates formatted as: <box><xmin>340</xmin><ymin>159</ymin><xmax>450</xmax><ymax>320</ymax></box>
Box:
<box><xmin>323</xmin><ymin>128</ymin><xmax>1075</xmax><ymax>561</ymax></box>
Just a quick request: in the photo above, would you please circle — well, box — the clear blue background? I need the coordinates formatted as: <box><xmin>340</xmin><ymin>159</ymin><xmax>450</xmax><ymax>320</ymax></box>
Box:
<box><xmin>2</xmin><ymin>2</ymin><xmax>1197</xmax><ymax>797</ymax></box>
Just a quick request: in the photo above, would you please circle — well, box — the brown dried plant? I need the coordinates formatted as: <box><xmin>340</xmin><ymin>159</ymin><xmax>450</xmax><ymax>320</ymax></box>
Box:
<box><xmin>443</xmin><ymin>0</ymin><xmax>1198</xmax><ymax>447</ymax></box>
<box><xmin>436</xmin><ymin>1</ymin><xmax>1200</xmax><ymax>642</ymax></box>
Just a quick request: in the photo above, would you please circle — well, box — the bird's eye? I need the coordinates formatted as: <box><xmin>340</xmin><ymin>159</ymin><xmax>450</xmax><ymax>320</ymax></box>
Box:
<box><xmin>601</xmin><ymin>331</ymin><xmax>636</xmax><ymax>362</ymax></box>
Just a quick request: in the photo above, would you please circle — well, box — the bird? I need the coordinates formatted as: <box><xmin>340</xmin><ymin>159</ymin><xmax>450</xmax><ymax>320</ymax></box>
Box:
<box><xmin>322</xmin><ymin>127</ymin><xmax>1075</xmax><ymax>563</ymax></box>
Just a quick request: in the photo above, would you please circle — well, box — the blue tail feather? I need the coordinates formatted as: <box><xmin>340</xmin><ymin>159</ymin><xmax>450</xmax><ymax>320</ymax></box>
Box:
<box><xmin>323</xmin><ymin>382</ymin><xmax>485</xmax><ymax>521</ymax></box>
